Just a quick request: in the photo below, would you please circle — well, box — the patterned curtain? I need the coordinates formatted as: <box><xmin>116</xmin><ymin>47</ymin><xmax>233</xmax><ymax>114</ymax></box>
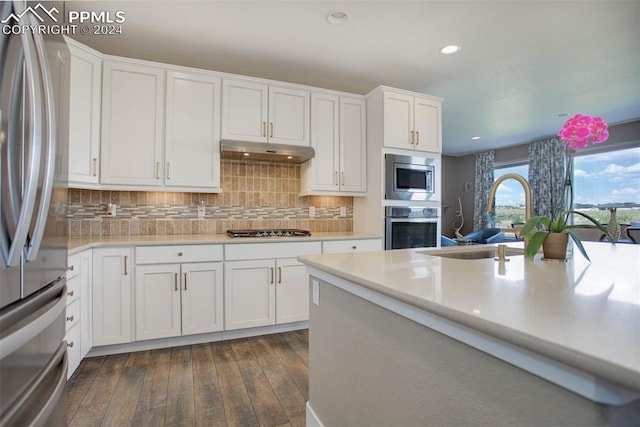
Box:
<box><xmin>473</xmin><ymin>151</ymin><xmax>495</xmax><ymax>230</ymax></box>
<box><xmin>528</xmin><ymin>137</ymin><xmax>566</xmax><ymax>218</ymax></box>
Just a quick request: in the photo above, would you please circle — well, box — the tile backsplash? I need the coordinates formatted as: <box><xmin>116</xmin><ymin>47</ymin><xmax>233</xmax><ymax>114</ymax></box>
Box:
<box><xmin>67</xmin><ymin>160</ymin><xmax>353</xmax><ymax>237</ymax></box>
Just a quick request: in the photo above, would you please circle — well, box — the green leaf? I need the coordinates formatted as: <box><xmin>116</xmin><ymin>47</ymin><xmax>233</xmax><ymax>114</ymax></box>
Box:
<box><xmin>567</xmin><ymin>229</ymin><xmax>591</xmax><ymax>262</ymax></box>
<box><xmin>519</xmin><ymin>216</ymin><xmax>545</xmax><ymax>236</ymax></box>
<box><xmin>525</xmin><ymin>231</ymin><xmax>548</xmax><ymax>258</ymax></box>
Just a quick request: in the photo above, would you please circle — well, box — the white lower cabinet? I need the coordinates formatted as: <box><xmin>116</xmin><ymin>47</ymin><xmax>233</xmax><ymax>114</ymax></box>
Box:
<box><xmin>134</xmin><ymin>245</ymin><xmax>224</xmax><ymax>341</ymax></box>
<box><xmin>65</xmin><ymin>249</ymin><xmax>92</xmax><ymax>379</ymax></box>
<box><xmin>92</xmin><ymin>247</ymin><xmax>133</xmax><ymax>346</ymax></box>
<box><xmin>224</xmin><ymin>241</ymin><xmax>322</xmax><ymax>331</ymax></box>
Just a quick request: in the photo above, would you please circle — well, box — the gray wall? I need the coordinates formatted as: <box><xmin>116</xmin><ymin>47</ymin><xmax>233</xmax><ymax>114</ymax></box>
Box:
<box><xmin>441</xmin><ymin>120</ymin><xmax>640</xmax><ymax>236</ymax></box>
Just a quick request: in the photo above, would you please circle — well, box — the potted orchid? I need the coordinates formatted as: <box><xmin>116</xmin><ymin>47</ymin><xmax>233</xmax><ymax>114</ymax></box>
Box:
<box><xmin>521</xmin><ymin>113</ymin><xmax>612</xmax><ymax>261</ymax></box>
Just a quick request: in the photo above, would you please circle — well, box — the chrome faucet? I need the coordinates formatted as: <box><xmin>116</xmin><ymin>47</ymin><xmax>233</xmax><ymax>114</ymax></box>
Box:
<box><xmin>486</xmin><ymin>173</ymin><xmax>533</xmax><ymax>231</ymax></box>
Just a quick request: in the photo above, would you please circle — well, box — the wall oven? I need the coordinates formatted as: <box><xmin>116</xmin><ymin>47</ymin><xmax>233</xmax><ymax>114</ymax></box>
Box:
<box><xmin>385</xmin><ymin>207</ymin><xmax>439</xmax><ymax>250</ymax></box>
<box><xmin>385</xmin><ymin>154</ymin><xmax>440</xmax><ymax>201</ymax></box>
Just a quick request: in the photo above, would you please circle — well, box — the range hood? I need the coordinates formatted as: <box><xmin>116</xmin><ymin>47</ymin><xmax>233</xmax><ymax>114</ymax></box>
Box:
<box><xmin>220</xmin><ymin>140</ymin><xmax>315</xmax><ymax>164</ymax></box>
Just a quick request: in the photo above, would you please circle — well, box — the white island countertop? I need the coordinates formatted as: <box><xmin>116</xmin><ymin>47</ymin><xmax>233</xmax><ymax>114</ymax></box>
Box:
<box><xmin>298</xmin><ymin>242</ymin><xmax>640</xmax><ymax>401</ymax></box>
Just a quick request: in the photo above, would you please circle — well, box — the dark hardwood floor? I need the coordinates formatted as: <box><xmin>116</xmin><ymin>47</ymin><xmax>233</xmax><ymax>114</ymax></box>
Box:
<box><xmin>66</xmin><ymin>330</ymin><xmax>309</xmax><ymax>427</ymax></box>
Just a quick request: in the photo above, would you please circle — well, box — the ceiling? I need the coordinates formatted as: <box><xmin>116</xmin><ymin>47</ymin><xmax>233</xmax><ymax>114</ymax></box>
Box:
<box><xmin>66</xmin><ymin>0</ymin><xmax>640</xmax><ymax>156</ymax></box>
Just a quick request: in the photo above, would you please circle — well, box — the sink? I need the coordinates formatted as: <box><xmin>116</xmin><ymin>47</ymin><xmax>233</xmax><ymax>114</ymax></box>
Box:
<box><xmin>419</xmin><ymin>248</ymin><xmax>523</xmax><ymax>260</ymax></box>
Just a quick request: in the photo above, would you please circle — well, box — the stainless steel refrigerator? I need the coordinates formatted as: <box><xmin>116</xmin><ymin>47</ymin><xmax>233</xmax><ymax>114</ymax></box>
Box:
<box><xmin>1</xmin><ymin>1</ymin><xmax>69</xmax><ymax>425</ymax></box>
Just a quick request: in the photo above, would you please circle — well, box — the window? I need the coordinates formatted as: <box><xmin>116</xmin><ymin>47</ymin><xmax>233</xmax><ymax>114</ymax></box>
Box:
<box><xmin>492</xmin><ymin>164</ymin><xmax>529</xmax><ymax>228</ymax></box>
<box><xmin>572</xmin><ymin>146</ymin><xmax>640</xmax><ymax>225</ymax></box>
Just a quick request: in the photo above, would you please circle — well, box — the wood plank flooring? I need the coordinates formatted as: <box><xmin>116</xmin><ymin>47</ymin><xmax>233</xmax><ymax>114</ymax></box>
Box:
<box><xmin>66</xmin><ymin>330</ymin><xmax>309</xmax><ymax>427</ymax></box>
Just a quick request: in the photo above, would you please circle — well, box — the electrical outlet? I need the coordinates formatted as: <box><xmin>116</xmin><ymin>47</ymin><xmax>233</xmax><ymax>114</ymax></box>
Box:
<box><xmin>309</xmin><ymin>206</ymin><xmax>316</xmax><ymax>218</ymax></box>
<box><xmin>339</xmin><ymin>206</ymin><xmax>347</xmax><ymax>217</ymax></box>
<box><xmin>312</xmin><ymin>280</ymin><xmax>320</xmax><ymax>306</ymax></box>
<box><xmin>197</xmin><ymin>201</ymin><xmax>205</xmax><ymax>218</ymax></box>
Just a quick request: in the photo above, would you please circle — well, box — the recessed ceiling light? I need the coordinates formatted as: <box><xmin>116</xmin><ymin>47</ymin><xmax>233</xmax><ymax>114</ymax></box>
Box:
<box><xmin>327</xmin><ymin>10</ymin><xmax>349</xmax><ymax>25</ymax></box>
<box><xmin>440</xmin><ymin>45</ymin><xmax>460</xmax><ymax>55</ymax></box>
<box><xmin>556</xmin><ymin>113</ymin><xmax>569</xmax><ymax>118</ymax></box>
<box><xmin>471</xmin><ymin>136</ymin><xmax>481</xmax><ymax>140</ymax></box>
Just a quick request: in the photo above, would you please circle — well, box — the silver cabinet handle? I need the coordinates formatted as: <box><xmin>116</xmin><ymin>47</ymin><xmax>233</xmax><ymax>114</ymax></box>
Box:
<box><xmin>166</xmin><ymin>162</ymin><xmax>171</xmax><ymax>179</ymax></box>
<box><xmin>67</xmin><ymin>341</ymin><xmax>74</xmax><ymax>348</ymax></box>
<box><xmin>270</xmin><ymin>122</ymin><xmax>274</xmax><ymax>138</ymax></box>
<box><xmin>352</xmin><ymin>246</ymin><xmax>357</xmax><ymax>250</ymax></box>
<box><xmin>278</xmin><ymin>266</ymin><xmax>282</xmax><ymax>284</ymax></box>
<box><xmin>67</xmin><ymin>265</ymin><xmax>74</xmax><ymax>271</ymax></box>
<box><xmin>334</xmin><ymin>171</ymin><xmax>338</xmax><ymax>185</ymax></box>
<box><xmin>92</xmin><ymin>158</ymin><xmax>98</xmax><ymax>176</ymax></box>
<box><xmin>184</xmin><ymin>273</ymin><xmax>187</xmax><ymax>291</ymax></box>
<box><xmin>67</xmin><ymin>291</ymin><xmax>74</xmax><ymax>297</ymax></box>
<box><xmin>410</xmin><ymin>130</ymin><xmax>415</xmax><ymax>145</ymax></box>
<box><xmin>26</xmin><ymin>28</ymin><xmax>58</xmax><ymax>262</ymax></box>
<box><xmin>416</xmin><ymin>131</ymin><xmax>420</xmax><ymax>145</ymax></box>
<box><xmin>262</xmin><ymin>121</ymin><xmax>266</xmax><ymax>137</ymax></box>
<box><xmin>124</xmin><ymin>256</ymin><xmax>128</xmax><ymax>275</ymax></box>
<box><xmin>174</xmin><ymin>273</ymin><xmax>178</xmax><ymax>291</ymax></box>
<box><xmin>341</xmin><ymin>171</ymin><xmax>344</xmax><ymax>186</ymax></box>
<box><xmin>270</xmin><ymin>267</ymin><xmax>274</xmax><ymax>284</ymax></box>
<box><xmin>66</xmin><ymin>315</ymin><xmax>74</xmax><ymax>322</ymax></box>
<box><xmin>178</xmin><ymin>252</ymin><xmax>183</xmax><ymax>256</ymax></box>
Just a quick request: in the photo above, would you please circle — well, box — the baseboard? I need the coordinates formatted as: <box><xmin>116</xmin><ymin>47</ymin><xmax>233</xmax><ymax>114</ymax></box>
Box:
<box><xmin>306</xmin><ymin>402</ymin><xmax>323</xmax><ymax>427</ymax></box>
<box><xmin>87</xmin><ymin>321</ymin><xmax>308</xmax><ymax>357</ymax></box>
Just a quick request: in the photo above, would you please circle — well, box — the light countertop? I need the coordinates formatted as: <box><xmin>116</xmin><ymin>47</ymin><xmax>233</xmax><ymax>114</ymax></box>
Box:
<box><xmin>298</xmin><ymin>242</ymin><xmax>640</xmax><ymax>393</ymax></box>
<box><xmin>67</xmin><ymin>232</ymin><xmax>381</xmax><ymax>253</ymax></box>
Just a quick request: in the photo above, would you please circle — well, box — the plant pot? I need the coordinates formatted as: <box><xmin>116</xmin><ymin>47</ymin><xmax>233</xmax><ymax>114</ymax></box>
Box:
<box><xmin>542</xmin><ymin>232</ymin><xmax>569</xmax><ymax>260</ymax></box>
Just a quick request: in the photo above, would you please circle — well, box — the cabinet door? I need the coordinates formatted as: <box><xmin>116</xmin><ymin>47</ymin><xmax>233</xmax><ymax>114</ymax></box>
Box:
<box><xmin>181</xmin><ymin>262</ymin><xmax>223</xmax><ymax>335</ymax></box>
<box><xmin>383</xmin><ymin>91</ymin><xmax>414</xmax><ymax>150</ymax></box>
<box><xmin>101</xmin><ymin>60</ymin><xmax>164</xmax><ymax>186</ymax></box>
<box><xmin>165</xmin><ymin>71</ymin><xmax>221</xmax><ymax>189</ymax></box>
<box><xmin>92</xmin><ymin>248</ymin><xmax>132</xmax><ymax>346</ymax></box>
<box><xmin>224</xmin><ymin>260</ymin><xmax>275</xmax><ymax>330</ymax></box>
<box><xmin>309</xmin><ymin>92</ymin><xmax>339</xmax><ymax>190</ymax></box>
<box><xmin>268</xmin><ymin>86</ymin><xmax>310</xmax><ymax>146</ymax></box>
<box><xmin>135</xmin><ymin>264</ymin><xmax>181</xmax><ymax>341</ymax></box>
<box><xmin>340</xmin><ymin>96</ymin><xmax>366</xmax><ymax>192</ymax></box>
<box><xmin>68</xmin><ymin>44</ymin><xmax>101</xmax><ymax>187</ymax></box>
<box><xmin>79</xmin><ymin>250</ymin><xmax>93</xmax><ymax>358</ymax></box>
<box><xmin>221</xmin><ymin>79</ymin><xmax>268</xmax><ymax>143</ymax></box>
<box><xmin>413</xmin><ymin>96</ymin><xmax>441</xmax><ymax>153</ymax></box>
<box><xmin>275</xmin><ymin>258</ymin><xmax>309</xmax><ymax>324</ymax></box>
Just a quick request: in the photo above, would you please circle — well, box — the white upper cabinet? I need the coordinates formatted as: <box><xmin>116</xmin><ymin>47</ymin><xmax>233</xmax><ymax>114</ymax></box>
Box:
<box><xmin>165</xmin><ymin>70</ymin><xmax>221</xmax><ymax>190</ymax></box>
<box><xmin>221</xmin><ymin>78</ymin><xmax>310</xmax><ymax>146</ymax></box>
<box><xmin>383</xmin><ymin>89</ymin><xmax>442</xmax><ymax>153</ymax></box>
<box><xmin>101</xmin><ymin>59</ymin><xmax>165</xmax><ymax>186</ymax></box>
<box><xmin>67</xmin><ymin>40</ymin><xmax>102</xmax><ymax>188</ymax></box>
<box><xmin>301</xmin><ymin>92</ymin><xmax>366</xmax><ymax>195</ymax></box>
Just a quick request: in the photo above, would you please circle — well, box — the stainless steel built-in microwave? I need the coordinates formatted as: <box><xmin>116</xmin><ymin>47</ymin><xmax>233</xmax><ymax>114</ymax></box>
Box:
<box><xmin>385</xmin><ymin>154</ymin><xmax>440</xmax><ymax>201</ymax></box>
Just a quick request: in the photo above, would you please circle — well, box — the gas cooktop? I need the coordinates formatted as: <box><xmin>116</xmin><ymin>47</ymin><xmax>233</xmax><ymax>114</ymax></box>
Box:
<box><xmin>226</xmin><ymin>229</ymin><xmax>312</xmax><ymax>238</ymax></box>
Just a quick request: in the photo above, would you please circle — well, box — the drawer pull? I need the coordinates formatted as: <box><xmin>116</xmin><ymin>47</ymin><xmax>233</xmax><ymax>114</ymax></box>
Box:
<box><xmin>178</xmin><ymin>252</ymin><xmax>183</xmax><ymax>257</ymax></box>
<box><xmin>66</xmin><ymin>315</ymin><xmax>74</xmax><ymax>322</ymax></box>
<box><xmin>175</xmin><ymin>273</ymin><xmax>178</xmax><ymax>291</ymax></box>
<box><xmin>67</xmin><ymin>290</ymin><xmax>74</xmax><ymax>297</ymax></box>
<box><xmin>184</xmin><ymin>273</ymin><xmax>187</xmax><ymax>290</ymax></box>
<box><xmin>67</xmin><ymin>341</ymin><xmax>74</xmax><ymax>348</ymax></box>
<box><xmin>352</xmin><ymin>246</ymin><xmax>357</xmax><ymax>250</ymax></box>
<box><xmin>67</xmin><ymin>265</ymin><xmax>74</xmax><ymax>271</ymax></box>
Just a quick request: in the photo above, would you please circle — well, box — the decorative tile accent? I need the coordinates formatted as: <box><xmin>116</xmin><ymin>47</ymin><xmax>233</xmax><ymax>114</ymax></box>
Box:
<box><xmin>67</xmin><ymin>160</ymin><xmax>354</xmax><ymax>237</ymax></box>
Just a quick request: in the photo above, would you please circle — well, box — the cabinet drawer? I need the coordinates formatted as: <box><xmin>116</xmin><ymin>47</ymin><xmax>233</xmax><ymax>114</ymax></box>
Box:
<box><xmin>136</xmin><ymin>244</ymin><xmax>223</xmax><ymax>264</ymax></box>
<box><xmin>225</xmin><ymin>241</ymin><xmax>322</xmax><ymax>261</ymax></box>
<box><xmin>65</xmin><ymin>323</ymin><xmax>82</xmax><ymax>380</ymax></box>
<box><xmin>67</xmin><ymin>253</ymin><xmax>80</xmax><ymax>279</ymax></box>
<box><xmin>66</xmin><ymin>275</ymin><xmax>80</xmax><ymax>304</ymax></box>
<box><xmin>65</xmin><ymin>298</ymin><xmax>80</xmax><ymax>332</ymax></box>
<box><xmin>323</xmin><ymin>239</ymin><xmax>382</xmax><ymax>254</ymax></box>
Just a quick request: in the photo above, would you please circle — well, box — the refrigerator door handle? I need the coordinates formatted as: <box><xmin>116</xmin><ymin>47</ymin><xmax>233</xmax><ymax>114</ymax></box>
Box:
<box><xmin>0</xmin><ymin>341</ymin><xmax>68</xmax><ymax>426</ymax></box>
<box><xmin>3</xmin><ymin>16</ymin><xmax>45</xmax><ymax>267</ymax></box>
<box><xmin>0</xmin><ymin>278</ymin><xmax>65</xmax><ymax>359</ymax></box>
<box><xmin>25</xmin><ymin>29</ymin><xmax>57</xmax><ymax>262</ymax></box>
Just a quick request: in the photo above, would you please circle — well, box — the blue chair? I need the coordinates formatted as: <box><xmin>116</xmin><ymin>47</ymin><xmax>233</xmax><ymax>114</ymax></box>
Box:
<box><xmin>441</xmin><ymin>235</ymin><xmax>458</xmax><ymax>246</ymax></box>
<box><xmin>463</xmin><ymin>228</ymin><xmax>505</xmax><ymax>245</ymax></box>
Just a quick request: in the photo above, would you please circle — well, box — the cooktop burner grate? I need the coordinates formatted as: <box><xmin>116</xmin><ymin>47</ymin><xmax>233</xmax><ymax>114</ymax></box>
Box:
<box><xmin>226</xmin><ymin>229</ymin><xmax>312</xmax><ymax>238</ymax></box>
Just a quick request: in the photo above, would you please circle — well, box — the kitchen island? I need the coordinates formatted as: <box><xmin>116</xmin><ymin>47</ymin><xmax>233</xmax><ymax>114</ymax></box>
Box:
<box><xmin>298</xmin><ymin>242</ymin><xmax>640</xmax><ymax>426</ymax></box>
